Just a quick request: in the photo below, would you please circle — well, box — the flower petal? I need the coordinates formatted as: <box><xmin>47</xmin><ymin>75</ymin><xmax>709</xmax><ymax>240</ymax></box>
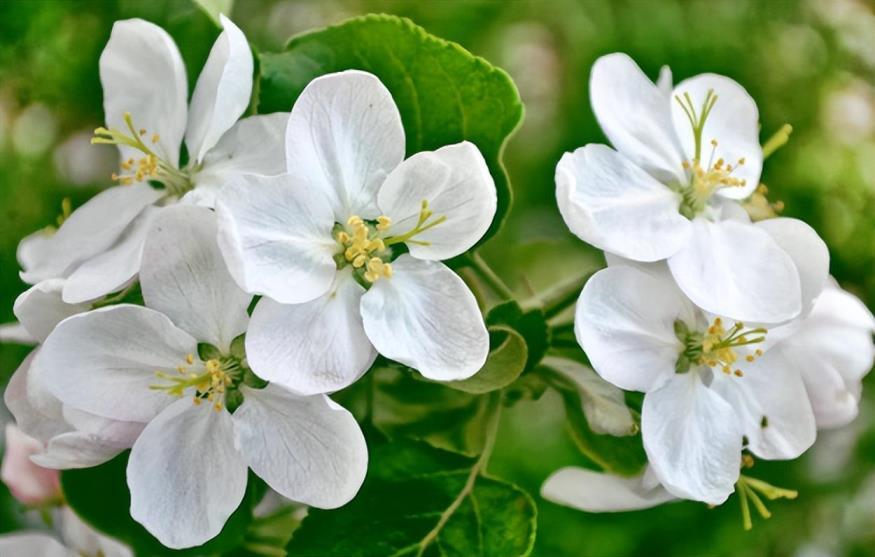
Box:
<box><xmin>556</xmin><ymin>145</ymin><xmax>690</xmax><ymax>262</ymax></box>
<box><xmin>541</xmin><ymin>466</ymin><xmax>674</xmax><ymax>512</ymax></box>
<box><xmin>188</xmin><ymin>113</ymin><xmax>288</xmax><ymax>208</ymax></box>
<box><xmin>100</xmin><ymin>19</ymin><xmax>187</xmax><ymax>167</ymax></box>
<box><xmin>575</xmin><ymin>266</ymin><xmax>694</xmax><ymax>392</ymax></box>
<box><xmin>185</xmin><ymin>15</ymin><xmax>253</xmax><ymax>163</ymax></box>
<box><xmin>642</xmin><ymin>372</ymin><xmax>741</xmax><ymax>504</ymax></box>
<box><xmin>756</xmin><ymin>217</ymin><xmax>829</xmax><ymax>316</ymax></box>
<box><xmin>5</xmin><ymin>351</ymin><xmax>69</xmax><ymax>443</ymax></box>
<box><xmin>710</xmin><ymin>348</ymin><xmax>816</xmax><ymax>460</ymax></box>
<box><xmin>37</xmin><ymin>305</ymin><xmax>197</xmax><ymax>423</ymax></box>
<box><xmin>14</xmin><ymin>279</ymin><xmax>90</xmax><ymax>343</ymax></box>
<box><xmin>671</xmin><ymin>74</ymin><xmax>762</xmax><ymax>199</ymax></box>
<box><xmin>216</xmin><ymin>173</ymin><xmax>337</xmax><ymax>304</ymax></box>
<box><xmin>590</xmin><ymin>53</ymin><xmax>684</xmax><ymax>182</ymax></box>
<box><xmin>1</xmin><ymin>425</ymin><xmax>60</xmax><ymax>505</ymax></box>
<box><xmin>141</xmin><ymin>205</ymin><xmax>250</xmax><ymax>351</ymax></box>
<box><xmin>59</xmin><ymin>506</ymin><xmax>134</xmax><ymax>557</ymax></box>
<box><xmin>541</xmin><ymin>356</ymin><xmax>636</xmax><ymax>436</ymax></box>
<box><xmin>31</xmin><ymin>432</ymin><xmax>128</xmax><ymax>471</ymax></box>
<box><xmin>284</xmin><ymin>70</ymin><xmax>405</xmax><ymax>219</ymax></box>
<box><xmin>0</xmin><ymin>322</ymin><xmax>36</xmax><ymax>345</ymax></box>
<box><xmin>246</xmin><ymin>270</ymin><xmax>376</xmax><ymax>395</ymax></box>
<box><xmin>0</xmin><ymin>533</ymin><xmax>70</xmax><ymax>557</ymax></box>
<box><xmin>377</xmin><ymin>142</ymin><xmax>496</xmax><ymax>260</ymax></box>
<box><xmin>234</xmin><ymin>386</ymin><xmax>367</xmax><ymax>508</ymax></box>
<box><xmin>20</xmin><ymin>185</ymin><xmax>161</xmax><ymax>286</ymax></box>
<box><xmin>61</xmin><ymin>206</ymin><xmax>161</xmax><ymax>304</ymax></box>
<box><xmin>791</xmin><ymin>284</ymin><xmax>875</xmax><ymax>429</ymax></box>
<box><xmin>667</xmin><ymin>218</ymin><xmax>801</xmax><ymax>323</ymax></box>
<box><xmin>128</xmin><ymin>399</ymin><xmax>247</xmax><ymax>549</ymax></box>
<box><xmin>360</xmin><ymin>255</ymin><xmax>488</xmax><ymax>381</ymax></box>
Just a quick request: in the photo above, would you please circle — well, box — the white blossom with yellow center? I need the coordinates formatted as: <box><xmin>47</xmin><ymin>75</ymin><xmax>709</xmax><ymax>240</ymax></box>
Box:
<box><xmin>216</xmin><ymin>70</ymin><xmax>496</xmax><ymax>396</ymax></box>
<box><xmin>555</xmin><ymin>53</ymin><xmax>831</xmax><ymax>324</ymax></box>
<box><xmin>16</xmin><ymin>15</ymin><xmax>287</xmax><ymax>305</ymax></box>
<box><xmin>574</xmin><ymin>263</ymin><xmax>819</xmax><ymax>506</ymax></box>
<box><xmin>36</xmin><ymin>206</ymin><xmax>366</xmax><ymax>550</ymax></box>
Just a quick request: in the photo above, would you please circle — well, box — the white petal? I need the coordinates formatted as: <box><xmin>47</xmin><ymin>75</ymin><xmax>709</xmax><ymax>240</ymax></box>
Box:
<box><xmin>234</xmin><ymin>386</ymin><xmax>367</xmax><ymax>508</ymax></box>
<box><xmin>61</xmin><ymin>206</ymin><xmax>161</xmax><ymax>304</ymax></box>
<box><xmin>575</xmin><ymin>266</ymin><xmax>694</xmax><ymax>392</ymax></box>
<box><xmin>642</xmin><ymin>372</ymin><xmax>741</xmax><ymax>504</ymax></box>
<box><xmin>141</xmin><ymin>205</ymin><xmax>250</xmax><ymax>350</ymax></box>
<box><xmin>0</xmin><ymin>322</ymin><xmax>36</xmax><ymax>345</ymax></box>
<box><xmin>59</xmin><ymin>507</ymin><xmax>134</xmax><ymax>557</ymax></box>
<box><xmin>4</xmin><ymin>351</ymin><xmax>69</xmax><ymax>443</ymax></box>
<box><xmin>590</xmin><ymin>53</ymin><xmax>684</xmax><ymax>182</ymax></box>
<box><xmin>128</xmin><ymin>399</ymin><xmax>247</xmax><ymax>549</ymax></box>
<box><xmin>541</xmin><ymin>466</ymin><xmax>674</xmax><ymax>512</ymax></box>
<box><xmin>710</xmin><ymin>348</ymin><xmax>816</xmax><ymax>460</ymax></box>
<box><xmin>100</xmin><ymin>19</ymin><xmax>187</xmax><ymax>167</ymax></box>
<box><xmin>671</xmin><ymin>74</ymin><xmax>762</xmax><ymax>199</ymax></box>
<box><xmin>38</xmin><ymin>305</ymin><xmax>197</xmax><ymax>423</ymax></box>
<box><xmin>756</xmin><ymin>218</ymin><xmax>829</xmax><ymax>316</ymax></box>
<box><xmin>656</xmin><ymin>66</ymin><xmax>673</xmax><ymax>96</ymax></box>
<box><xmin>14</xmin><ymin>279</ymin><xmax>90</xmax><ymax>343</ymax></box>
<box><xmin>285</xmin><ymin>70</ymin><xmax>405</xmax><ymax>219</ymax></box>
<box><xmin>1</xmin><ymin>425</ymin><xmax>60</xmax><ymax>505</ymax></box>
<box><xmin>541</xmin><ymin>356</ymin><xmax>636</xmax><ymax>436</ymax></box>
<box><xmin>17</xmin><ymin>229</ymin><xmax>54</xmax><ymax>272</ymax></box>
<box><xmin>376</xmin><ymin>142</ymin><xmax>496</xmax><ymax>260</ymax></box>
<box><xmin>189</xmin><ymin>113</ymin><xmax>288</xmax><ymax>208</ymax></box>
<box><xmin>31</xmin><ymin>432</ymin><xmax>127</xmax><ymax>471</ymax></box>
<box><xmin>20</xmin><ymin>185</ymin><xmax>161</xmax><ymax>285</ymax></box>
<box><xmin>185</xmin><ymin>15</ymin><xmax>253</xmax><ymax>163</ymax></box>
<box><xmin>216</xmin><ymin>173</ymin><xmax>337</xmax><ymax>304</ymax></box>
<box><xmin>667</xmin><ymin>218</ymin><xmax>801</xmax><ymax>323</ymax></box>
<box><xmin>246</xmin><ymin>271</ymin><xmax>376</xmax><ymax>395</ymax></box>
<box><xmin>360</xmin><ymin>255</ymin><xmax>488</xmax><ymax>381</ymax></box>
<box><xmin>791</xmin><ymin>285</ymin><xmax>875</xmax><ymax>429</ymax></box>
<box><xmin>556</xmin><ymin>145</ymin><xmax>691</xmax><ymax>262</ymax></box>
<box><xmin>0</xmin><ymin>533</ymin><xmax>71</xmax><ymax>557</ymax></box>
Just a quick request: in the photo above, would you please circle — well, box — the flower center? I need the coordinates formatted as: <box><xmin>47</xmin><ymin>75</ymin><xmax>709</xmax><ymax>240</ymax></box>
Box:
<box><xmin>150</xmin><ymin>353</ymin><xmax>244</xmax><ymax>412</ymax></box>
<box><xmin>673</xmin><ymin>89</ymin><xmax>748</xmax><ymax>218</ymax></box>
<box><xmin>334</xmin><ymin>200</ymin><xmax>446</xmax><ymax>285</ymax></box>
<box><xmin>92</xmin><ymin>112</ymin><xmax>193</xmax><ymax>196</ymax></box>
<box><xmin>675</xmin><ymin>317</ymin><xmax>767</xmax><ymax>376</ymax></box>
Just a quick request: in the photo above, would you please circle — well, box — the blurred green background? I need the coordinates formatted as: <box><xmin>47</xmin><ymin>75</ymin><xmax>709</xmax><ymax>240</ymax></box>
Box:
<box><xmin>1</xmin><ymin>0</ymin><xmax>874</xmax><ymax>555</ymax></box>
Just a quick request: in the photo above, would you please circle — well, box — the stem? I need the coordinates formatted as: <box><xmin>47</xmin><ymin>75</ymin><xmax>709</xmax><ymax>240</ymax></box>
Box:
<box><xmin>91</xmin><ymin>281</ymin><xmax>139</xmax><ymax>309</ymax></box>
<box><xmin>468</xmin><ymin>252</ymin><xmax>514</xmax><ymax>300</ymax></box>
<box><xmin>738</xmin><ymin>481</ymin><xmax>753</xmax><ymax>531</ymax></box>
<box><xmin>416</xmin><ymin>391</ymin><xmax>503</xmax><ymax>557</ymax></box>
<box><xmin>536</xmin><ymin>269</ymin><xmax>595</xmax><ymax>318</ymax></box>
<box><xmin>762</xmin><ymin>124</ymin><xmax>793</xmax><ymax>159</ymax></box>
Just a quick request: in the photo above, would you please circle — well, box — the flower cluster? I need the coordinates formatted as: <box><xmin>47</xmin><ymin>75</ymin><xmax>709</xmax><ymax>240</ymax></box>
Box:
<box><xmin>2</xmin><ymin>15</ymin><xmax>495</xmax><ymax>550</ymax></box>
<box><xmin>546</xmin><ymin>53</ymin><xmax>875</xmax><ymax>521</ymax></box>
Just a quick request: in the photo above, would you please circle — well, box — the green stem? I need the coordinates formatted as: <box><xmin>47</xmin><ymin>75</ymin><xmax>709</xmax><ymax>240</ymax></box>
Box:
<box><xmin>468</xmin><ymin>252</ymin><xmax>514</xmax><ymax>300</ymax></box>
<box><xmin>416</xmin><ymin>391</ymin><xmax>503</xmax><ymax>557</ymax></box>
<box><xmin>537</xmin><ymin>269</ymin><xmax>595</xmax><ymax>318</ymax></box>
<box><xmin>762</xmin><ymin>124</ymin><xmax>793</xmax><ymax>159</ymax></box>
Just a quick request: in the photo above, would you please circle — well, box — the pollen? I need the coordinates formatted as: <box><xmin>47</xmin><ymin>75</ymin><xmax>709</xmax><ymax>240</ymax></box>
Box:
<box><xmin>696</xmin><ymin>317</ymin><xmax>767</xmax><ymax>379</ymax></box>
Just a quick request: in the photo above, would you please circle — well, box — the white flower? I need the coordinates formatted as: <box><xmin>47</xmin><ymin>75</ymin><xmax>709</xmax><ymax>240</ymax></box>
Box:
<box><xmin>541</xmin><ymin>466</ymin><xmax>674</xmax><ymax>513</ymax></box>
<box><xmin>556</xmin><ymin>53</ymin><xmax>819</xmax><ymax>323</ymax></box>
<box><xmin>216</xmin><ymin>70</ymin><xmax>495</xmax><ymax>395</ymax></box>
<box><xmin>0</xmin><ymin>507</ymin><xmax>132</xmax><ymax>557</ymax></box>
<box><xmin>18</xmin><ymin>15</ymin><xmax>287</xmax><ymax>304</ymax></box>
<box><xmin>575</xmin><ymin>264</ymin><xmax>818</xmax><ymax>504</ymax></box>
<box><xmin>774</xmin><ymin>280</ymin><xmax>875</xmax><ymax>429</ymax></box>
<box><xmin>4</xmin><ymin>281</ymin><xmax>143</xmax><ymax>470</ymax></box>
<box><xmin>36</xmin><ymin>205</ymin><xmax>368</xmax><ymax>549</ymax></box>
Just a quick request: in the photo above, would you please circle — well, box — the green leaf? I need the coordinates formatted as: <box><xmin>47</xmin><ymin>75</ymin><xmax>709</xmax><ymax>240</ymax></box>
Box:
<box><xmin>286</xmin><ymin>439</ymin><xmax>536</xmax><ymax>557</ymax></box>
<box><xmin>373</xmin><ymin>367</ymin><xmax>490</xmax><ymax>456</ymax></box>
<box><xmin>192</xmin><ymin>0</ymin><xmax>234</xmax><ymax>25</ymax></box>
<box><xmin>486</xmin><ymin>301</ymin><xmax>549</xmax><ymax>371</ymax></box>
<box><xmin>256</xmin><ymin>14</ymin><xmax>523</xmax><ymax>244</ymax></box>
<box><xmin>61</xmin><ymin>451</ymin><xmax>265</xmax><ymax>555</ymax></box>
<box><xmin>447</xmin><ymin>326</ymin><xmax>527</xmax><ymax>394</ymax></box>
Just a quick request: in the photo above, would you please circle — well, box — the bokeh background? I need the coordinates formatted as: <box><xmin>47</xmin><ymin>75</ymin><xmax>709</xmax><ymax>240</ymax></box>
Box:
<box><xmin>1</xmin><ymin>0</ymin><xmax>874</xmax><ymax>555</ymax></box>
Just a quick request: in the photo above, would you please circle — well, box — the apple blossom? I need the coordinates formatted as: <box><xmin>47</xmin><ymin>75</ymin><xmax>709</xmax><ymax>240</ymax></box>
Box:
<box><xmin>36</xmin><ymin>205</ymin><xmax>367</xmax><ymax>548</ymax></box>
<box><xmin>575</xmin><ymin>264</ymin><xmax>818</xmax><ymax>504</ymax></box>
<box><xmin>216</xmin><ymin>70</ymin><xmax>493</xmax><ymax>395</ymax></box>
<box><xmin>18</xmin><ymin>15</ymin><xmax>287</xmax><ymax>304</ymax></box>
<box><xmin>542</xmin><ymin>466</ymin><xmax>674</xmax><ymax>513</ymax></box>
<box><xmin>555</xmin><ymin>53</ymin><xmax>821</xmax><ymax>323</ymax></box>
<box><xmin>1</xmin><ymin>425</ymin><xmax>60</xmax><ymax>506</ymax></box>
<box><xmin>0</xmin><ymin>507</ymin><xmax>132</xmax><ymax>557</ymax></box>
